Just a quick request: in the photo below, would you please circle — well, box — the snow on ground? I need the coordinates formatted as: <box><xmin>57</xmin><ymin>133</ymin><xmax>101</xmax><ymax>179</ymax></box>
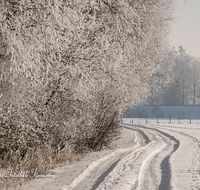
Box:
<box><xmin>18</xmin><ymin>119</ymin><xmax>200</xmax><ymax>190</ymax></box>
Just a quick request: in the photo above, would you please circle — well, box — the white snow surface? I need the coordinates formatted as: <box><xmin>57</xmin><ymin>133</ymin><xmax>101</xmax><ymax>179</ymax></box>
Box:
<box><xmin>19</xmin><ymin>119</ymin><xmax>200</xmax><ymax>190</ymax></box>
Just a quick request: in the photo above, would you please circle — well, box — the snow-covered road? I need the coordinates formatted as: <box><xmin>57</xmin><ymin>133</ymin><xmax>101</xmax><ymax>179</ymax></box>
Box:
<box><xmin>63</xmin><ymin>124</ymin><xmax>179</xmax><ymax>190</ymax></box>
<box><xmin>21</xmin><ymin>120</ymin><xmax>200</xmax><ymax>190</ymax></box>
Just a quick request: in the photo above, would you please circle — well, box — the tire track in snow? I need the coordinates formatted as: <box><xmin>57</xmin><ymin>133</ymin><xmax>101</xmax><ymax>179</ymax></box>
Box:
<box><xmin>123</xmin><ymin>125</ymin><xmax>179</xmax><ymax>190</ymax></box>
<box><xmin>122</xmin><ymin>126</ymin><xmax>170</xmax><ymax>189</ymax></box>
<box><xmin>63</xmin><ymin>125</ymin><xmax>179</xmax><ymax>190</ymax></box>
<box><xmin>127</xmin><ymin>124</ymin><xmax>180</xmax><ymax>190</ymax></box>
<box><xmin>62</xmin><ymin>130</ymin><xmax>147</xmax><ymax>190</ymax></box>
<box><xmin>90</xmin><ymin>129</ymin><xmax>150</xmax><ymax>190</ymax></box>
<box><xmin>152</xmin><ymin>125</ymin><xmax>200</xmax><ymax>190</ymax></box>
<box><xmin>123</xmin><ymin>124</ymin><xmax>179</xmax><ymax>190</ymax></box>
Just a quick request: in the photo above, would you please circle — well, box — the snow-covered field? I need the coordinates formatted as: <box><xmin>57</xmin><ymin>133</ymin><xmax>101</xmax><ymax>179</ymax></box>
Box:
<box><xmin>19</xmin><ymin>119</ymin><xmax>200</xmax><ymax>190</ymax></box>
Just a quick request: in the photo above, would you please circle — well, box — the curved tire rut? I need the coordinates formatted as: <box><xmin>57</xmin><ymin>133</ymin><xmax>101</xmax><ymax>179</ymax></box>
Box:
<box><xmin>152</xmin><ymin>124</ymin><xmax>200</xmax><ymax>189</ymax></box>
<box><xmin>63</xmin><ymin>125</ymin><xmax>179</xmax><ymax>190</ymax></box>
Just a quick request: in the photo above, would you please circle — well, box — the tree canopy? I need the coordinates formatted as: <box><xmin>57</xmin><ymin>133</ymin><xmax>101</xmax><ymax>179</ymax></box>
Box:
<box><xmin>0</xmin><ymin>0</ymin><xmax>174</xmax><ymax>184</ymax></box>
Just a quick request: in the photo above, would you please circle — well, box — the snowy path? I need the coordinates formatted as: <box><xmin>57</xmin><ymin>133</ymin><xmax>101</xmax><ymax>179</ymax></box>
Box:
<box><xmin>149</xmin><ymin>124</ymin><xmax>200</xmax><ymax>189</ymax></box>
<box><xmin>63</xmin><ymin>125</ymin><xmax>179</xmax><ymax>190</ymax></box>
<box><xmin>20</xmin><ymin>121</ymin><xmax>200</xmax><ymax>190</ymax></box>
<box><xmin>63</xmin><ymin>126</ymin><xmax>179</xmax><ymax>190</ymax></box>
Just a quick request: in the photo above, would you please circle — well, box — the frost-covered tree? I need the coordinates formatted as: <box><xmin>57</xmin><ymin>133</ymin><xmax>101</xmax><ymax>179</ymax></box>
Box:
<box><xmin>144</xmin><ymin>49</ymin><xmax>175</xmax><ymax>105</ymax></box>
<box><xmin>146</xmin><ymin>46</ymin><xmax>200</xmax><ymax>105</ymax></box>
<box><xmin>0</xmin><ymin>0</ymin><xmax>174</xmax><ymax>180</ymax></box>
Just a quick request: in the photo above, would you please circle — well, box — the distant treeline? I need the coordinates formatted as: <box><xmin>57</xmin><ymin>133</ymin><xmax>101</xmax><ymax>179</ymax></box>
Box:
<box><xmin>124</xmin><ymin>105</ymin><xmax>200</xmax><ymax>119</ymax></box>
<box><xmin>145</xmin><ymin>46</ymin><xmax>200</xmax><ymax>106</ymax></box>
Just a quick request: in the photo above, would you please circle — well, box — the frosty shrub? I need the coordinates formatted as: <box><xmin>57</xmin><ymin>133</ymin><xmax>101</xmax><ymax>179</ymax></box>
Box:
<box><xmin>0</xmin><ymin>0</ymin><xmax>174</xmax><ymax>186</ymax></box>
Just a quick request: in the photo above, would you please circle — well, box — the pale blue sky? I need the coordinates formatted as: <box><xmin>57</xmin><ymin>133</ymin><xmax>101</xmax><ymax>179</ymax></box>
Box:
<box><xmin>170</xmin><ymin>0</ymin><xmax>200</xmax><ymax>58</ymax></box>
